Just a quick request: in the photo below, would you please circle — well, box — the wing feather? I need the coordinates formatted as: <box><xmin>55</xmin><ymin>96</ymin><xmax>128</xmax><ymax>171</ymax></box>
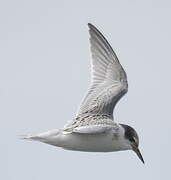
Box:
<box><xmin>76</xmin><ymin>24</ymin><xmax>128</xmax><ymax>119</ymax></box>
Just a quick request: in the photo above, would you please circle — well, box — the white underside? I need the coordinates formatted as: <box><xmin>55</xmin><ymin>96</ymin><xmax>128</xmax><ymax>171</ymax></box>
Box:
<box><xmin>24</xmin><ymin>126</ymin><xmax>131</xmax><ymax>152</ymax></box>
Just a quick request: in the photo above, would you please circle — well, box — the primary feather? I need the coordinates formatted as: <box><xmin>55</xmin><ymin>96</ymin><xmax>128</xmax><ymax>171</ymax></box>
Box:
<box><xmin>65</xmin><ymin>23</ymin><xmax>128</xmax><ymax>131</ymax></box>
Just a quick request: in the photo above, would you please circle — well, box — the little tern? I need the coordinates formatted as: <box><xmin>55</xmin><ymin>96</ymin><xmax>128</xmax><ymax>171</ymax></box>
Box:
<box><xmin>22</xmin><ymin>23</ymin><xmax>144</xmax><ymax>164</ymax></box>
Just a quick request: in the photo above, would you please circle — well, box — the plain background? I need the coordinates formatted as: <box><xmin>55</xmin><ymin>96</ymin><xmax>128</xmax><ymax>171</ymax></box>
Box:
<box><xmin>1</xmin><ymin>0</ymin><xmax>171</xmax><ymax>179</ymax></box>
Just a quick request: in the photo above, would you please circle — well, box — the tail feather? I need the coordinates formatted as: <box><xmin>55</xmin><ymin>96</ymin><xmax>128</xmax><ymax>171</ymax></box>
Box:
<box><xmin>19</xmin><ymin>134</ymin><xmax>44</xmax><ymax>141</ymax></box>
<box><xmin>19</xmin><ymin>129</ymin><xmax>60</xmax><ymax>142</ymax></box>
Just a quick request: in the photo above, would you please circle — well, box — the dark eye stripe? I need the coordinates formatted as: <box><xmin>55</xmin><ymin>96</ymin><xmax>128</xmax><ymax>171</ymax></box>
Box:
<box><xmin>129</xmin><ymin>137</ymin><xmax>135</xmax><ymax>142</ymax></box>
<box><xmin>120</xmin><ymin>124</ymin><xmax>139</xmax><ymax>146</ymax></box>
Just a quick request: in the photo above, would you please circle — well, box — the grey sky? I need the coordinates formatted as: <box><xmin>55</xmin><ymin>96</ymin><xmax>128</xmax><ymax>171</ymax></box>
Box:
<box><xmin>1</xmin><ymin>0</ymin><xmax>171</xmax><ymax>179</ymax></box>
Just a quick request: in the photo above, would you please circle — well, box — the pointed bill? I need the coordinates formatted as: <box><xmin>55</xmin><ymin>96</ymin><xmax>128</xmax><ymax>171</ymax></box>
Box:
<box><xmin>132</xmin><ymin>145</ymin><xmax>144</xmax><ymax>164</ymax></box>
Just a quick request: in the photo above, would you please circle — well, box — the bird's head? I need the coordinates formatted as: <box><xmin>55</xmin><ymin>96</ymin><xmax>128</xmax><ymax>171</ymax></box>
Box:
<box><xmin>120</xmin><ymin>124</ymin><xmax>144</xmax><ymax>164</ymax></box>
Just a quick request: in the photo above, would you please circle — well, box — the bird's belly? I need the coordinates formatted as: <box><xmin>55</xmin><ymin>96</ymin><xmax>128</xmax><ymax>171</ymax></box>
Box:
<box><xmin>47</xmin><ymin>132</ymin><xmax>125</xmax><ymax>152</ymax></box>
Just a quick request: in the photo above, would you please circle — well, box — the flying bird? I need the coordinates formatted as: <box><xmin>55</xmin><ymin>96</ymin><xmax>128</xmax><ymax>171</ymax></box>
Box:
<box><xmin>22</xmin><ymin>23</ymin><xmax>144</xmax><ymax>163</ymax></box>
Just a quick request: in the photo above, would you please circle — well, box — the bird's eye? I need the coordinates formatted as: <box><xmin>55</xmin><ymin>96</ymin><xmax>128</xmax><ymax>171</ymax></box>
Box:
<box><xmin>129</xmin><ymin>137</ymin><xmax>135</xmax><ymax>142</ymax></box>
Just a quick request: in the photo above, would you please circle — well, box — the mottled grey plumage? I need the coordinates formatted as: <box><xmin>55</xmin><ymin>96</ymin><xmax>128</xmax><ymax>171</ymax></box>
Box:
<box><xmin>22</xmin><ymin>23</ymin><xmax>144</xmax><ymax>163</ymax></box>
<box><xmin>78</xmin><ymin>23</ymin><xmax>128</xmax><ymax>117</ymax></box>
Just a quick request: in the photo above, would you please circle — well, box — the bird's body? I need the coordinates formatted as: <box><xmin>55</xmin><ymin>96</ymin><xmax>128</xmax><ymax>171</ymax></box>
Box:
<box><xmin>22</xmin><ymin>23</ymin><xmax>144</xmax><ymax>163</ymax></box>
<box><xmin>25</xmin><ymin>119</ymin><xmax>130</xmax><ymax>152</ymax></box>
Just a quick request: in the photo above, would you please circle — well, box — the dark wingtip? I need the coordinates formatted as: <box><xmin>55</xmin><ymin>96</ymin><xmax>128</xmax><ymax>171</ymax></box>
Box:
<box><xmin>88</xmin><ymin>23</ymin><xmax>92</xmax><ymax>27</ymax></box>
<box><xmin>88</xmin><ymin>23</ymin><xmax>96</xmax><ymax>30</ymax></box>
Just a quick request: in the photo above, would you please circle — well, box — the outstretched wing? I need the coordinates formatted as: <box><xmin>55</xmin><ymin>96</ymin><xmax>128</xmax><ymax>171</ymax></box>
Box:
<box><xmin>76</xmin><ymin>23</ymin><xmax>128</xmax><ymax>119</ymax></box>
